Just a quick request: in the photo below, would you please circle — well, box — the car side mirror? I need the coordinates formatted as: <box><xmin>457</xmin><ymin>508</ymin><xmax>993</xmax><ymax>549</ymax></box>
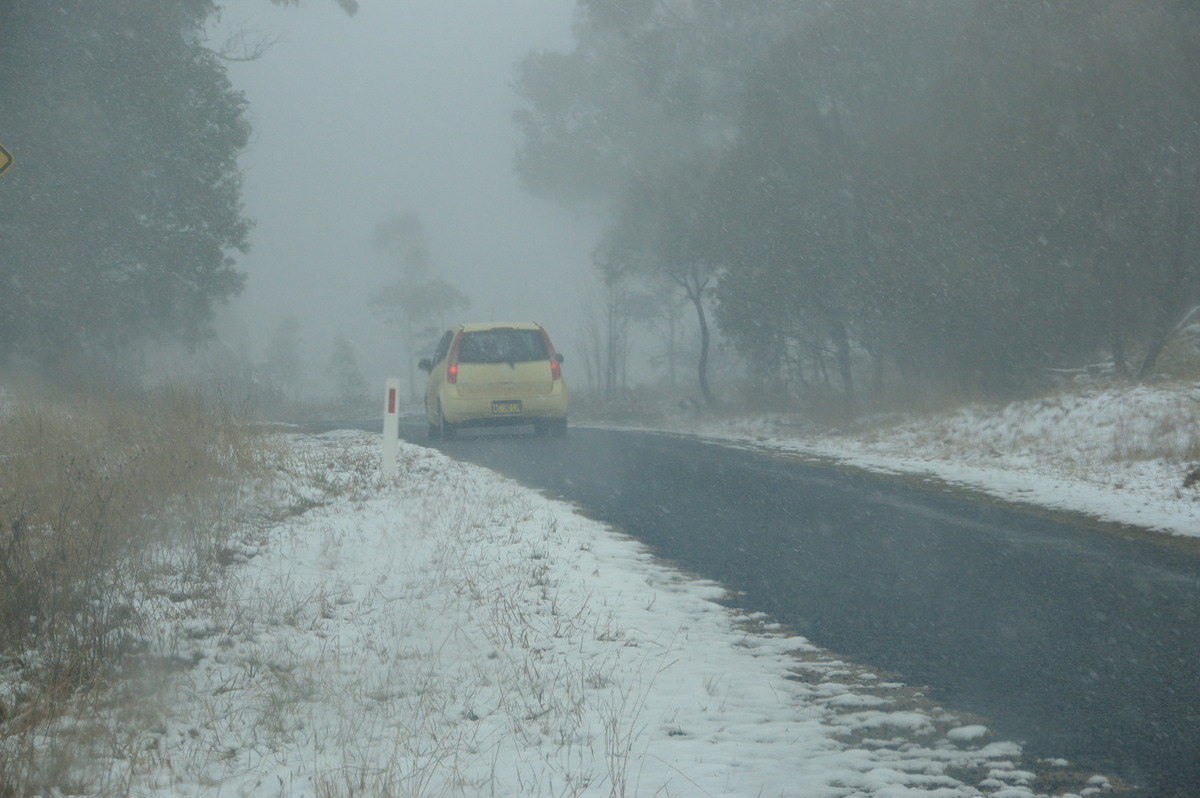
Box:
<box><xmin>555</xmin><ymin>353</ymin><xmax>564</xmax><ymax>364</ymax></box>
<box><xmin>418</xmin><ymin>358</ymin><xmax>433</xmax><ymax>373</ymax></box>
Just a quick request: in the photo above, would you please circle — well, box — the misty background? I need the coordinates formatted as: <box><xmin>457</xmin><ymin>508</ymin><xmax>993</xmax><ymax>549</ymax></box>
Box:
<box><xmin>214</xmin><ymin>0</ymin><xmax>596</xmax><ymax>405</ymax></box>
<box><xmin>3</xmin><ymin>0</ymin><xmax>1199</xmax><ymax>419</ymax></box>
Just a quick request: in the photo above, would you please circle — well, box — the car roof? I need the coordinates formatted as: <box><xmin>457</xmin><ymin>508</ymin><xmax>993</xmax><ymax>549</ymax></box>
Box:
<box><xmin>457</xmin><ymin>322</ymin><xmax>543</xmax><ymax>333</ymax></box>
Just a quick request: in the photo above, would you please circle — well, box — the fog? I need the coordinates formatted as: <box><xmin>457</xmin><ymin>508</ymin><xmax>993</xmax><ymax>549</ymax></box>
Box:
<box><xmin>4</xmin><ymin>1</ymin><xmax>1198</xmax><ymax>412</ymax></box>
<box><xmin>213</xmin><ymin>1</ymin><xmax>597</xmax><ymax>400</ymax></box>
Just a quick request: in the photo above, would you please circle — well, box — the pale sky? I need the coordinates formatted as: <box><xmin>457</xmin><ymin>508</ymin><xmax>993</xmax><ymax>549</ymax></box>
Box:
<box><xmin>212</xmin><ymin>0</ymin><xmax>597</xmax><ymax>398</ymax></box>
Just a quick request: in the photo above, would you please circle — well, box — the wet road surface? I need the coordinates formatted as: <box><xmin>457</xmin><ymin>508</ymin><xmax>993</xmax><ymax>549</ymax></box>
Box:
<box><xmin>398</xmin><ymin>423</ymin><xmax>1200</xmax><ymax>796</ymax></box>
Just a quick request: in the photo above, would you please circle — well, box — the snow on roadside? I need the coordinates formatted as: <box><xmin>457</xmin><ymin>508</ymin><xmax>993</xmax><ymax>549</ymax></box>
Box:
<box><xmin>100</xmin><ymin>431</ymin><xmax>1105</xmax><ymax>797</ymax></box>
<box><xmin>674</xmin><ymin>382</ymin><xmax>1200</xmax><ymax>539</ymax></box>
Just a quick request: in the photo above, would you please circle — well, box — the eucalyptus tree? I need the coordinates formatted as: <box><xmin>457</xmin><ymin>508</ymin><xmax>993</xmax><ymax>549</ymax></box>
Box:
<box><xmin>514</xmin><ymin>0</ymin><xmax>805</xmax><ymax>403</ymax></box>
<box><xmin>710</xmin><ymin>1</ymin><xmax>970</xmax><ymax>400</ymax></box>
<box><xmin>713</xmin><ymin>0</ymin><xmax>1200</xmax><ymax>400</ymax></box>
<box><xmin>598</xmin><ymin>163</ymin><xmax>724</xmax><ymax>405</ymax></box>
<box><xmin>0</xmin><ymin>0</ymin><xmax>251</xmax><ymax>377</ymax></box>
<box><xmin>514</xmin><ymin>0</ymin><xmax>784</xmax><ymax>209</ymax></box>
<box><xmin>367</xmin><ymin>211</ymin><xmax>469</xmax><ymax>399</ymax></box>
<box><xmin>941</xmin><ymin>0</ymin><xmax>1200</xmax><ymax>382</ymax></box>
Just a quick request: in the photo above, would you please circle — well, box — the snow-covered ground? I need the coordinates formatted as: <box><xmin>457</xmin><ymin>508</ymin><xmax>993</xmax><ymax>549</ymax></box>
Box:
<box><xmin>71</xmin><ymin>381</ymin><xmax>1199</xmax><ymax>796</ymax></box>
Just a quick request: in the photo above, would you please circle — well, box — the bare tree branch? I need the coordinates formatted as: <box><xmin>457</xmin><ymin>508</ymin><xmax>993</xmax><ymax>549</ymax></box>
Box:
<box><xmin>269</xmin><ymin>0</ymin><xmax>358</xmax><ymax>15</ymax></box>
<box><xmin>203</xmin><ymin>27</ymin><xmax>285</xmax><ymax>62</ymax></box>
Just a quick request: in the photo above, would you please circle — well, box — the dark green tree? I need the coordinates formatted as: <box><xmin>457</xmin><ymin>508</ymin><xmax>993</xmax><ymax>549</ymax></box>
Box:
<box><xmin>713</xmin><ymin>1</ymin><xmax>969</xmax><ymax>400</ymax></box>
<box><xmin>514</xmin><ymin>0</ymin><xmax>802</xmax><ymax>211</ymax></box>
<box><xmin>0</xmin><ymin>0</ymin><xmax>251</xmax><ymax>376</ymax></box>
<box><xmin>514</xmin><ymin>0</ymin><xmax>804</xmax><ymax>404</ymax></box>
<box><xmin>713</xmin><ymin>0</ymin><xmax>1200</xmax><ymax>400</ymax></box>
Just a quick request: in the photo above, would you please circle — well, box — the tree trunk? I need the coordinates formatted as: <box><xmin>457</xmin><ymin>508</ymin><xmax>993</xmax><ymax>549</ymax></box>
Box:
<box><xmin>1138</xmin><ymin>290</ymin><xmax>1193</xmax><ymax>380</ymax></box>
<box><xmin>1111</xmin><ymin>328</ymin><xmax>1129</xmax><ymax>380</ymax></box>
<box><xmin>872</xmin><ymin>349</ymin><xmax>885</xmax><ymax>398</ymax></box>
<box><xmin>688</xmin><ymin>288</ymin><xmax>715</xmax><ymax>408</ymax></box>
<box><xmin>667</xmin><ymin>310</ymin><xmax>678</xmax><ymax>389</ymax></box>
<box><xmin>1096</xmin><ymin>189</ymin><xmax>1131</xmax><ymax>380</ymax></box>
<box><xmin>832</xmin><ymin>317</ymin><xmax>855</xmax><ymax>404</ymax></box>
<box><xmin>605</xmin><ymin>296</ymin><xmax>619</xmax><ymax>402</ymax></box>
<box><xmin>1138</xmin><ymin>168</ymin><xmax>1196</xmax><ymax>380</ymax></box>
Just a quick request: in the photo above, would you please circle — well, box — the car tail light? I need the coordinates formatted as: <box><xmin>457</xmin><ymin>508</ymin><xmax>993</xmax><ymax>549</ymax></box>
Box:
<box><xmin>446</xmin><ymin>331</ymin><xmax>463</xmax><ymax>384</ymax></box>
<box><xmin>540</xmin><ymin>328</ymin><xmax>562</xmax><ymax>381</ymax></box>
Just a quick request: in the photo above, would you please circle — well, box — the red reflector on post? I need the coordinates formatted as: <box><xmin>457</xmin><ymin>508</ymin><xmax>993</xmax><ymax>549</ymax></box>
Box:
<box><xmin>387</xmin><ymin>388</ymin><xmax>396</xmax><ymax>414</ymax></box>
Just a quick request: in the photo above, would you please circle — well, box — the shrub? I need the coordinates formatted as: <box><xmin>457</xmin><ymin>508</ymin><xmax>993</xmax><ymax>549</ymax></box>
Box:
<box><xmin>0</xmin><ymin>378</ymin><xmax>265</xmax><ymax>792</ymax></box>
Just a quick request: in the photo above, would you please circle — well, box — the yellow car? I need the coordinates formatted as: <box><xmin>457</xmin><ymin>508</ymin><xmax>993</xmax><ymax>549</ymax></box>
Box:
<box><xmin>418</xmin><ymin>322</ymin><xmax>568</xmax><ymax>439</ymax></box>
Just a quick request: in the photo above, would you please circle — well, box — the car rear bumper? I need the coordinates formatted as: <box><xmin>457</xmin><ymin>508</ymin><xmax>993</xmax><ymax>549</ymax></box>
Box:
<box><xmin>436</xmin><ymin>389</ymin><xmax>567</xmax><ymax>426</ymax></box>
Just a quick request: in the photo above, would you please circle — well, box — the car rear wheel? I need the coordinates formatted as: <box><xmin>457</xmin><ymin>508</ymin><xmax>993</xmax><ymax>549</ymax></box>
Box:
<box><xmin>427</xmin><ymin>401</ymin><xmax>440</xmax><ymax>440</ymax></box>
<box><xmin>437</xmin><ymin>402</ymin><xmax>456</xmax><ymax>440</ymax></box>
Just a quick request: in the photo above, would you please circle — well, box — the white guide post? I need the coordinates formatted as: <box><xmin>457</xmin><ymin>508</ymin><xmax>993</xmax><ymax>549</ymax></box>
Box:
<box><xmin>382</xmin><ymin>378</ymin><xmax>400</xmax><ymax>480</ymax></box>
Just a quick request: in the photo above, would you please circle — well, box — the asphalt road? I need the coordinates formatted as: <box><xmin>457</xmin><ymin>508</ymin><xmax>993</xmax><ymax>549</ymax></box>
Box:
<box><xmin>397</xmin><ymin>422</ymin><xmax>1200</xmax><ymax>796</ymax></box>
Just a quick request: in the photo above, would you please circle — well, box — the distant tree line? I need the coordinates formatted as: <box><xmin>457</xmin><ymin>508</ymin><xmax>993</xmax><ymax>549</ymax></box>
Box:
<box><xmin>515</xmin><ymin>0</ymin><xmax>1200</xmax><ymax>407</ymax></box>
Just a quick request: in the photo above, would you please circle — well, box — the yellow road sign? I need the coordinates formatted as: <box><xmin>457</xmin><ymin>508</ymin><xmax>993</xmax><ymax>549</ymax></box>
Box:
<box><xmin>0</xmin><ymin>143</ymin><xmax>11</xmax><ymax>178</ymax></box>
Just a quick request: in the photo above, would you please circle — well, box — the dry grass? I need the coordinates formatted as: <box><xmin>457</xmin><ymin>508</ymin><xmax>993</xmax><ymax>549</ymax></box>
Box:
<box><xmin>0</xmin><ymin>378</ymin><xmax>268</xmax><ymax>796</ymax></box>
<box><xmin>1108</xmin><ymin>396</ymin><xmax>1200</xmax><ymax>465</ymax></box>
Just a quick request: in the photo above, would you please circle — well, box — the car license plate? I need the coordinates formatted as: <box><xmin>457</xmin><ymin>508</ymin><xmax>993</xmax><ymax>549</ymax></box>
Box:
<box><xmin>492</xmin><ymin>400</ymin><xmax>522</xmax><ymax>415</ymax></box>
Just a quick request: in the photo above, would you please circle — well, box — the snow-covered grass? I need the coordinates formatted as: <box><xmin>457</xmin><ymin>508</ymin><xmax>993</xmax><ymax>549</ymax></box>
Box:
<box><xmin>1</xmin><ymin>427</ymin><xmax>1118</xmax><ymax>797</ymax></box>
<box><xmin>9</xmin><ymin>378</ymin><xmax>1191</xmax><ymax>796</ymax></box>
<box><xmin>0</xmin><ymin>387</ymin><xmax>257</xmax><ymax>679</ymax></box>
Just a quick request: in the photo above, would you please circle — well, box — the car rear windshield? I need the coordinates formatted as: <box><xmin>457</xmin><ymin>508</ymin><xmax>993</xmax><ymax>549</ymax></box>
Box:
<box><xmin>457</xmin><ymin>329</ymin><xmax>549</xmax><ymax>364</ymax></box>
